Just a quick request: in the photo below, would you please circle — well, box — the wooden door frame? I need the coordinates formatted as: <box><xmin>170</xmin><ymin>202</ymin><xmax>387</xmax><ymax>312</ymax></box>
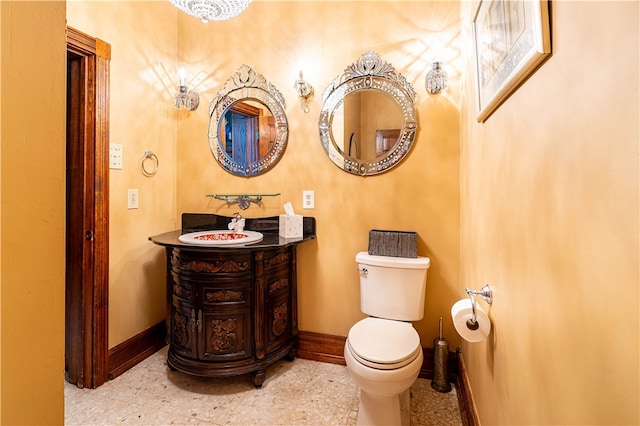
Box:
<box><xmin>65</xmin><ymin>26</ymin><xmax>110</xmax><ymax>388</ymax></box>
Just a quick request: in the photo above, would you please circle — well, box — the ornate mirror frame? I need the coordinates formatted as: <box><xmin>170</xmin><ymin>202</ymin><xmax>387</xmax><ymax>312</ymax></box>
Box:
<box><xmin>318</xmin><ymin>51</ymin><xmax>418</xmax><ymax>176</ymax></box>
<box><xmin>209</xmin><ymin>65</ymin><xmax>288</xmax><ymax>176</ymax></box>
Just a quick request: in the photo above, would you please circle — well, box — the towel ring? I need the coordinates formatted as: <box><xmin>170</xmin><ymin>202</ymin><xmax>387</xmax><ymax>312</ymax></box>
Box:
<box><xmin>141</xmin><ymin>151</ymin><xmax>159</xmax><ymax>177</ymax></box>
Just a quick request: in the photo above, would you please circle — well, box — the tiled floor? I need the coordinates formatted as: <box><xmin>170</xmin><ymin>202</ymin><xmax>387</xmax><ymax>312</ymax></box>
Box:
<box><xmin>65</xmin><ymin>346</ymin><xmax>463</xmax><ymax>425</ymax></box>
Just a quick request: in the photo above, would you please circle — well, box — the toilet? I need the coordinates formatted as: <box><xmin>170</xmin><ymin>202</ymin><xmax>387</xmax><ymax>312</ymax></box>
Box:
<box><xmin>344</xmin><ymin>251</ymin><xmax>430</xmax><ymax>426</ymax></box>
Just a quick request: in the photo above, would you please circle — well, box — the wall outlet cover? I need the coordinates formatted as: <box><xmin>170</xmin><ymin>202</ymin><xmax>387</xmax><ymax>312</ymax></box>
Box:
<box><xmin>303</xmin><ymin>190</ymin><xmax>314</xmax><ymax>209</ymax></box>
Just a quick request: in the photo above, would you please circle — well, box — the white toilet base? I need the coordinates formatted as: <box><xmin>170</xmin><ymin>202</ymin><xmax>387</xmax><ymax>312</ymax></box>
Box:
<box><xmin>345</xmin><ymin>337</ymin><xmax>423</xmax><ymax>426</ymax></box>
<box><xmin>356</xmin><ymin>388</ymin><xmax>411</xmax><ymax>426</ymax></box>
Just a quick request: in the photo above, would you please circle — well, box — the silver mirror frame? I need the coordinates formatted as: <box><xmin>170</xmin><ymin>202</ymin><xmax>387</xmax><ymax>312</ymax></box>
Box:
<box><xmin>209</xmin><ymin>65</ymin><xmax>288</xmax><ymax>177</ymax></box>
<box><xmin>318</xmin><ymin>51</ymin><xmax>417</xmax><ymax>176</ymax></box>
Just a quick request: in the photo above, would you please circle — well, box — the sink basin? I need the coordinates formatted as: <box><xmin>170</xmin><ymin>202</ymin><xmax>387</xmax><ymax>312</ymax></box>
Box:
<box><xmin>178</xmin><ymin>230</ymin><xmax>263</xmax><ymax>246</ymax></box>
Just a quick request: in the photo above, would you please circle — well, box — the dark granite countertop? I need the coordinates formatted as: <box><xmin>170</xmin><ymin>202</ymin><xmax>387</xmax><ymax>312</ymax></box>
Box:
<box><xmin>149</xmin><ymin>213</ymin><xmax>316</xmax><ymax>250</ymax></box>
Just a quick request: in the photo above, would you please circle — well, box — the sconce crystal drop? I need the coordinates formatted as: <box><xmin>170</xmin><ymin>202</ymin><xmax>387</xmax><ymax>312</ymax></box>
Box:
<box><xmin>170</xmin><ymin>0</ymin><xmax>251</xmax><ymax>23</ymax></box>
<box><xmin>425</xmin><ymin>62</ymin><xmax>448</xmax><ymax>95</ymax></box>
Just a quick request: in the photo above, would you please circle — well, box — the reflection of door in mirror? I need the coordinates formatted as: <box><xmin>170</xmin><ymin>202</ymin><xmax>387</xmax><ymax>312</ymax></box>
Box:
<box><xmin>340</xmin><ymin>90</ymin><xmax>402</xmax><ymax>161</ymax></box>
<box><xmin>219</xmin><ymin>101</ymin><xmax>276</xmax><ymax>166</ymax></box>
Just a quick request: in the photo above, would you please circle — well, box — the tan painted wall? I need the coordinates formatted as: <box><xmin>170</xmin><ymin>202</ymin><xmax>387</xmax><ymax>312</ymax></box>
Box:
<box><xmin>1</xmin><ymin>1</ymin><xmax>66</xmax><ymax>424</ymax></box>
<box><xmin>66</xmin><ymin>1</ymin><xmax>179</xmax><ymax>346</ymax></box>
<box><xmin>175</xmin><ymin>0</ymin><xmax>462</xmax><ymax>343</ymax></box>
<box><xmin>459</xmin><ymin>1</ymin><xmax>639</xmax><ymax>424</ymax></box>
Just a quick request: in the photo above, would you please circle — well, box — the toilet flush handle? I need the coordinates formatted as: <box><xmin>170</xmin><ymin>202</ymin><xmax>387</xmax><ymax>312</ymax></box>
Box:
<box><xmin>358</xmin><ymin>266</ymin><xmax>368</xmax><ymax>275</ymax></box>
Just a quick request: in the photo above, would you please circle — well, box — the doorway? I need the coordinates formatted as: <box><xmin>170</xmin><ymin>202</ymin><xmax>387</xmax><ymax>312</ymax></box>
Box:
<box><xmin>65</xmin><ymin>26</ymin><xmax>111</xmax><ymax>389</ymax></box>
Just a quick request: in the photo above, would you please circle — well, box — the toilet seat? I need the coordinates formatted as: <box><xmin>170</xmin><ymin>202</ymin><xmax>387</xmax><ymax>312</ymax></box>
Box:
<box><xmin>347</xmin><ymin>317</ymin><xmax>421</xmax><ymax>370</ymax></box>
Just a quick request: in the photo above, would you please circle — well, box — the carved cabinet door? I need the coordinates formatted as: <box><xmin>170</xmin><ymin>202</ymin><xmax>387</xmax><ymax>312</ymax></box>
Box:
<box><xmin>170</xmin><ymin>276</ymin><xmax>198</xmax><ymax>359</ymax></box>
<box><xmin>198</xmin><ymin>280</ymin><xmax>253</xmax><ymax>361</ymax></box>
<box><xmin>261</xmin><ymin>247</ymin><xmax>295</xmax><ymax>355</ymax></box>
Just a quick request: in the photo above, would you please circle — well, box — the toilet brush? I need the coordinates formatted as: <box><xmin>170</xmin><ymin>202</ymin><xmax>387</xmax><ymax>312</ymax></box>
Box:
<box><xmin>431</xmin><ymin>317</ymin><xmax>452</xmax><ymax>393</ymax></box>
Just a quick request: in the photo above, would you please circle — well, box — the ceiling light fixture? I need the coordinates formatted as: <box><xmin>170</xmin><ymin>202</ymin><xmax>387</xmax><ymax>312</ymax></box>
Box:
<box><xmin>170</xmin><ymin>0</ymin><xmax>252</xmax><ymax>23</ymax></box>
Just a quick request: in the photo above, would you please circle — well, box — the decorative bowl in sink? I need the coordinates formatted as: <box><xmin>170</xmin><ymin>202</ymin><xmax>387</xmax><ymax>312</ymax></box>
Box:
<box><xmin>178</xmin><ymin>230</ymin><xmax>263</xmax><ymax>246</ymax></box>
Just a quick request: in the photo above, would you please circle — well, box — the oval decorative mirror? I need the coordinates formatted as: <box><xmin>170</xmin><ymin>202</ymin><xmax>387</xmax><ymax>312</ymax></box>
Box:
<box><xmin>318</xmin><ymin>51</ymin><xmax>417</xmax><ymax>176</ymax></box>
<box><xmin>209</xmin><ymin>65</ymin><xmax>288</xmax><ymax>176</ymax></box>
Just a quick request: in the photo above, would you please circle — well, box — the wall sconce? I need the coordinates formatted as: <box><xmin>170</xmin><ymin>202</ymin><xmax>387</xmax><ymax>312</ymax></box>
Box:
<box><xmin>294</xmin><ymin>70</ymin><xmax>313</xmax><ymax>113</ymax></box>
<box><xmin>425</xmin><ymin>61</ymin><xmax>448</xmax><ymax>95</ymax></box>
<box><xmin>174</xmin><ymin>67</ymin><xmax>199</xmax><ymax>111</ymax></box>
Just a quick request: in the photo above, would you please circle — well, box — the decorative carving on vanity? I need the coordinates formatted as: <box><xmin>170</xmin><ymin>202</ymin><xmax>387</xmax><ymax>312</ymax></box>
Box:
<box><xmin>272</xmin><ymin>303</ymin><xmax>288</xmax><ymax>337</ymax></box>
<box><xmin>269</xmin><ymin>278</ymin><xmax>289</xmax><ymax>294</ymax></box>
<box><xmin>206</xmin><ymin>289</ymin><xmax>244</xmax><ymax>303</ymax></box>
<box><xmin>211</xmin><ymin>318</ymin><xmax>238</xmax><ymax>352</ymax></box>
<box><xmin>171</xmin><ymin>251</ymin><xmax>250</xmax><ymax>273</ymax></box>
<box><xmin>265</xmin><ymin>251</ymin><xmax>289</xmax><ymax>267</ymax></box>
<box><xmin>173</xmin><ymin>281</ymin><xmax>192</xmax><ymax>300</ymax></box>
<box><xmin>173</xmin><ymin>312</ymin><xmax>189</xmax><ymax>347</ymax></box>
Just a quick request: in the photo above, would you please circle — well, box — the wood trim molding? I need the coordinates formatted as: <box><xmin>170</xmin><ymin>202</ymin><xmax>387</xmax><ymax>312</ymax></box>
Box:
<box><xmin>108</xmin><ymin>321</ymin><xmax>167</xmax><ymax>380</ymax></box>
<box><xmin>66</xmin><ymin>26</ymin><xmax>96</xmax><ymax>55</ymax></box>
<box><xmin>296</xmin><ymin>331</ymin><xmax>347</xmax><ymax>365</ymax></box>
<box><xmin>456</xmin><ymin>351</ymin><xmax>481</xmax><ymax>426</ymax></box>
<box><xmin>65</xmin><ymin>25</ymin><xmax>111</xmax><ymax>389</ymax></box>
<box><xmin>295</xmin><ymin>330</ymin><xmax>458</xmax><ymax>381</ymax></box>
<box><xmin>92</xmin><ymin>31</ymin><xmax>111</xmax><ymax>387</ymax></box>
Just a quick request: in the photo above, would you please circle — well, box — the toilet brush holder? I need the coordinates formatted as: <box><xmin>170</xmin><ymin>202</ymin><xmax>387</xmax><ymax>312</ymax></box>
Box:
<box><xmin>431</xmin><ymin>317</ymin><xmax>452</xmax><ymax>393</ymax></box>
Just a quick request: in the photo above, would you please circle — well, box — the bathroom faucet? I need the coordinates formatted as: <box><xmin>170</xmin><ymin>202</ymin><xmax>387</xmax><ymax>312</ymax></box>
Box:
<box><xmin>228</xmin><ymin>213</ymin><xmax>245</xmax><ymax>232</ymax></box>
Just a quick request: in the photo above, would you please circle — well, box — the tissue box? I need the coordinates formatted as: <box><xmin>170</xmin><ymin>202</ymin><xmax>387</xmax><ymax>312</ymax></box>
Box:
<box><xmin>279</xmin><ymin>214</ymin><xmax>303</xmax><ymax>238</ymax></box>
<box><xmin>368</xmin><ymin>229</ymin><xmax>417</xmax><ymax>258</ymax></box>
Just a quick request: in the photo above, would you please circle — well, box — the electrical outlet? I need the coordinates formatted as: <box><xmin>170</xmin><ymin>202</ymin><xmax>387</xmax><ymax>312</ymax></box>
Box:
<box><xmin>110</xmin><ymin>143</ymin><xmax>123</xmax><ymax>169</ymax></box>
<box><xmin>303</xmin><ymin>190</ymin><xmax>314</xmax><ymax>209</ymax></box>
<box><xmin>128</xmin><ymin>189</ymin><xmax>139</xmax><ymax>209</ymax></box>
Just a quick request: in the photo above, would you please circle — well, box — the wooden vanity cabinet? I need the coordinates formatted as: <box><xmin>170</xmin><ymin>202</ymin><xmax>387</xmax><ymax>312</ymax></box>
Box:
<box><xmin>165</xmin><ymin>245</ymin><xmax>298</xmax><ymax>387</ymax></box>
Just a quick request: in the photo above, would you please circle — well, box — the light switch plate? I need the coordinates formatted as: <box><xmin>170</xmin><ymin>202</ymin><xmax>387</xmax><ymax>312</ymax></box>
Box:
<box><xmin>110</xmin><ymin>143</ymin><xmax>123</xmax><ymax>169</ymax></box>
<box><xmin>128</xmin><ymin>189</ymin><xmax>139</xmax><ymax>209</ymax></box>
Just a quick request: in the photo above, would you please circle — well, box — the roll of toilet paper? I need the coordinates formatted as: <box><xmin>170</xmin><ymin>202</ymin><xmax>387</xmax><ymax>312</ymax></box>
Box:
<box><xmin>451</xmin><ymin>299</ymin><xmax>491</xmax><ymax>343</ymax></box>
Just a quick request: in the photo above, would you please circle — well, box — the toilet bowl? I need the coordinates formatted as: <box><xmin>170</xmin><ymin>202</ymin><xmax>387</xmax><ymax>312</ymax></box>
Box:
<box><xmin>344</xmin><ymin>317</ymin><xmax>423</xmax><ymax>426</ymax></box>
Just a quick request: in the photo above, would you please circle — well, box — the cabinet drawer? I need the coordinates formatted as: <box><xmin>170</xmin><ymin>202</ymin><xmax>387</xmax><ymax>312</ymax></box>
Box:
<box><xmin>265</xmin><ymin>270</ymin><xmax>290</xmax><ymax>300</ymax></box>
<box><xmin>200</xmin><ymin>282</ymin><xmax>251</xmax><ymax>307</ymax></box>
<box><xmin>171</xmin><ymin>249</ymin><xmax>252</xmax><ymax>275</ymax></box>
<box><xmin>260</xmin><ymin>247</ymin><xmax>291</xmax><ymax>273</ymax></box>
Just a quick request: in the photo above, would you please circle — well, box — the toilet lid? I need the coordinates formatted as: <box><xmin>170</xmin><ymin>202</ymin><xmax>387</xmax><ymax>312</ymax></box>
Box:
<box><xmin>347</xmin><ymin>317</ymin><xmax>421</xmax><ymax>370</ymax></box>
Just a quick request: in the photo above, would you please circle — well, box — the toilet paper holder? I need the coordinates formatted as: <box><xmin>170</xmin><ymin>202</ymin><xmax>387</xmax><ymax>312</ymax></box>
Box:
<box><xmin>464</xmin><ymin>285</ymin><xmax>493</xmax><ymax>331</ymax></box>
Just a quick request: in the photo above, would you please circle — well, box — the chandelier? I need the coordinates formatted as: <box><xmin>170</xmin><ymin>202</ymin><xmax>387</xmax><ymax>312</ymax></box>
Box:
<box><xmin>170</xmin><ymin>0</ymin><xmax>252</xmax><ymax>23</ymax></box>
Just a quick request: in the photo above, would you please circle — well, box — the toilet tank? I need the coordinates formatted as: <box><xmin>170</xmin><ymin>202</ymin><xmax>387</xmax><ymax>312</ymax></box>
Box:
<box><xmin>355</xmin><ymin>251</ymin><xmax>430</xmax><ymax>322</ymax></box>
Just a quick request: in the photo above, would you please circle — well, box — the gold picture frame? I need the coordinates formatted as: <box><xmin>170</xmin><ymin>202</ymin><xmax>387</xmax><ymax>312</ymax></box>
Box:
<box><xmin>472</xmin><ymin>0</ymin><xmax>551</xmax><ymax>122</ymax></box>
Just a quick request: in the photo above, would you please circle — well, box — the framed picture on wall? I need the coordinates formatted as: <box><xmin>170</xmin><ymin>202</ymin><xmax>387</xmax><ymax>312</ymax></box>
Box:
<box><xmin>472</xmin><ymin>0</ymin><xmax>551</xmax><ymax>122</ymax></box>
